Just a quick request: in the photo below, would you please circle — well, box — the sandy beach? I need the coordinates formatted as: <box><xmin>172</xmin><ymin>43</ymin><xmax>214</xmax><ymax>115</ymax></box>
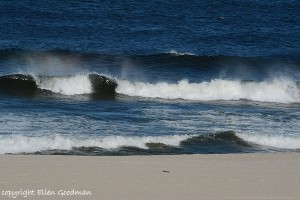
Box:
<box><xmin>0</xmin><ymin>153</ymin><xmax>299</xmax><ymax>200</ymax></box>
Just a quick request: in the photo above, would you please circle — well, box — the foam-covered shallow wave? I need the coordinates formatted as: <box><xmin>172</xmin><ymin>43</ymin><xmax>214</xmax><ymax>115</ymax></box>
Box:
<box><xmin>237</xmin><ymin>133</ymin><xmax>300</xmax><ymax>149</ymax></box>
<box><xmin>0</xmin><ymin>131</ymin><xmax>299</xmax><ymax>155</ymax></box>
<box><xmin>0</xmin><ymin>73</ymin><xmax>117</xmax><ymax>98</ymax></box>
<box><xmin>116</xmin><ymin>78</ymin><xmax>300</xmax><ymax>103</ymax></box>
<box><xmin>0</xmin><ymin>134</ymin><xmax>195</xmax><ymax>154</ymax></box>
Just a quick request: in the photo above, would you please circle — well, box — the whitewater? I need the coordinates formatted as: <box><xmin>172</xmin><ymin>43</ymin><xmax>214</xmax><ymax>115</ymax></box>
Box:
<box><xmin>3</xmin><ymin>73</ymin><xmax>298</xmax><ymax>104</ymax></box>
<box><xmin>0</xmin><ymin>69</ymin><xmax>299</xmax><ymax>155</ymax></box>
<box><xmin>1</xmin><ymin>132</ymin><xmax>300</xmax><ymax>154</ymax></box>
<box><xmin>36</xmin><ymin>75</ymin><xmax>92</xmax><ymax>95</ymax></box>
<box><xmin>0</xmin><ymin>0</ymin><xmax>299</xmax><ymax>156</ymax></box>
<box><xmin>116</xmin><ymin>77</ymin><xmax>300</xmax><ymax>103</ymax></box>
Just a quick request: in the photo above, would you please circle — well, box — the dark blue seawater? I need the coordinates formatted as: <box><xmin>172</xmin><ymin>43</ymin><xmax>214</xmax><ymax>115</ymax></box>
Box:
<box><xmin>0</xmin><ymin>0</ymin><xmax>299</xmax><ymax>155</ymax></box>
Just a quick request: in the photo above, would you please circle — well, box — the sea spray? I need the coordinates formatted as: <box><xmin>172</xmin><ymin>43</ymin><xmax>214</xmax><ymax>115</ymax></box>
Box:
<box><xmin>36</xmin><ymin>75</ymin><xmax>92</xmax><ymax>95</ymax></box>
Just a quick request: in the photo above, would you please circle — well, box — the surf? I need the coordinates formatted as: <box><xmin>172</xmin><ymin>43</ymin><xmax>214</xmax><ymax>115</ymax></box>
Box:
<box><xmin>0</xmin><ymin>131</ymin><xmax>299</xmax><ymax>155</ymax></box>
<box><xmin>116</xmin><ymin>78</ymin><xmax>300</xmax><ymax>103</ymax></box>
<box><xmin>0</xmin><ymin>73</ymin><xmax>117</xmax><ymax>99</ymax></box>
<box><xmin>0</xmin><ymin>73</ymin><xmax>299</xmax><ymax>104</ymax></box>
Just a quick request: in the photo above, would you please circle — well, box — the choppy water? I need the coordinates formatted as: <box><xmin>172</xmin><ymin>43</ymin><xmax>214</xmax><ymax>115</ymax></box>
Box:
<box><xmin>0</xmin><ymin>0</ymin><xmax>299</xmax><ymax>155</ymax></box>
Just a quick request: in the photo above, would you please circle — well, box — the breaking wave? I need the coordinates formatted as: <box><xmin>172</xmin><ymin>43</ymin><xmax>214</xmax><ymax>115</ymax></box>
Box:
<box><xmin>0</xmin><ymin>73</ymin><xmax>299</xmax><ymax>103</ymax></box>
<box><xmin>237</xmin><ymin>133</ymin><xmax>300</xmax><ymax>149</ymax></box>
<box><xmin>36</xmin><ymin>75</ymin><xmax>92</xmax><ymax>95</ymax></box>
<box><xmin>116</xmin><ymin>78</ymin><xmax>300</xmax><ymax>103</ymax></box>
<box><xmin>0</xmin><ymin>131</ymin><xmax>299</xmax><ymax>155</ymax></box>
<box><xmin>0</xmin><ymin>134</ymin><xmax>195</xmax><ymax>154</ymax></box>
<box><xmin>0</xmin><ymin>73</ymin><xmax>117</xmax><ymax>98</ymax></box>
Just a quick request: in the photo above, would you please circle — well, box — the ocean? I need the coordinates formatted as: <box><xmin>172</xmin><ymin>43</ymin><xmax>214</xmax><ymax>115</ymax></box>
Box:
<box><xmin>0</xmin><ymin>0</ymin><xmax>299</xmax><ymax>155</ymax></box>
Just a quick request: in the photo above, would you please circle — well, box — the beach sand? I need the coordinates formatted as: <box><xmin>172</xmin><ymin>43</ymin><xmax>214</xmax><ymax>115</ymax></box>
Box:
<box><xmin>0</xmin><ymin>153</ymin><xmax>299</xmax><ymax>200</ymax></box>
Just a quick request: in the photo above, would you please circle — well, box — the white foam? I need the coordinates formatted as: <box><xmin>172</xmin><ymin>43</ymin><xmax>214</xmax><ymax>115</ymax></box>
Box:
<box><xmin>36</xmin><ymin>75</ymin><xmax>92</xmax><ymax>95</ymax></box>
<box><xmin>168</xmin><ymin>50</ymin><xmax>195</xmax><ymax>56</ymax></box>
<box><xmin>116</xmin><ymin>78</ymin><xmax>300</xmax><ymax>103</ymax></box>
<box><xmin>0</xmin><ymin>134</ymin><xmax>195</xmax><ymax>154</ymax></box>
<box><xmin>237</xmin><ymin>133</ymin><xmax>300</xmax><ymax>149</ymax></box>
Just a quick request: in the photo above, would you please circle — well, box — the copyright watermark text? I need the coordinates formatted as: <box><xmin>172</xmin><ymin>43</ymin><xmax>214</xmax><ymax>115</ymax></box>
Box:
<box><xmin>1</xmin><ymin>189</ymin><xmax>92</xmax><ymax>198</ymax></box>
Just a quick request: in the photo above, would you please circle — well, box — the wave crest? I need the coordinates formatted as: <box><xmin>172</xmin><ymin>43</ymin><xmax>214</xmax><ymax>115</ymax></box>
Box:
<box><xmin>0</xmin><ymin>132</ymin><xmax>299</xmax><ymax>154</ymax></box>
<box><xmin>0</xmin><ymin>73</ymin><xmax>299</xmax><ymax>103</ymax></box>
<box><xmin>0</xmin><ymin>134</ymin><xmax>195</xmax><ymax>154</ymax></box>
<box><xmin>237</xmin><ymin>133</ymin><xmax>300</xmax><ymax>149</ymax></box>
<box><xmin>167</xmin><ymin>50</ymin><xmax>195</xmax><ymax>56</ymax></box>
<box><xmin>116</xmin><ymin>78</ymin><xmax>300</xmax><ymax>103</ymax></box>
<box><xmin>36</xmin><ymin>75</ymin><xmax>92</xmax><ymax>95</ymax></box>
<box><xmin>0</xmin><ymin>73</ymin><xmax>117</xmax><ymax>98</ymax></box>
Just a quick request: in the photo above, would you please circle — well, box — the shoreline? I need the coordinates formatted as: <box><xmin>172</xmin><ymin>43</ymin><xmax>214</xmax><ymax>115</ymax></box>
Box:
<box><xmin>0</xmin><ymin>153</ymin><xmax>299</xmax><ymax>199</ymax></box>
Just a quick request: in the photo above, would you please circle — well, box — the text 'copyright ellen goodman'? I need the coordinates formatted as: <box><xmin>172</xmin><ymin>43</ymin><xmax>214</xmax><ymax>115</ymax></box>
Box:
<box><xmin>1</xmin><ymin>189</ymin><xmax>92</xmax><ymax>198</ymax></box>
